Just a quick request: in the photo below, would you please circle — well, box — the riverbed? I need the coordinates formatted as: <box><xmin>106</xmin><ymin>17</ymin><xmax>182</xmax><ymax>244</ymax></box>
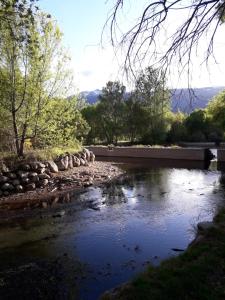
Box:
<box><xmin>0</xmin><ymin>162</ymin><xmax>224</xmax><ymax>300</ymax></box>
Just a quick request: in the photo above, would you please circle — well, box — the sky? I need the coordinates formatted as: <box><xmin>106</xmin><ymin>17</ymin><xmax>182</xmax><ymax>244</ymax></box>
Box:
<box><xmin>39</xmin><ymin>0</ymin><xmax>225</xmax><ymax>92</ymax></box>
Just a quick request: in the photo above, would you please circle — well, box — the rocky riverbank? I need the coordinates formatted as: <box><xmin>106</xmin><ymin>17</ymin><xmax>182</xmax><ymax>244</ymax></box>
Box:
<box><xmin>0</xmin><ymin>153</ymin><xmax>124</xmax><ymax>213</ymax></box>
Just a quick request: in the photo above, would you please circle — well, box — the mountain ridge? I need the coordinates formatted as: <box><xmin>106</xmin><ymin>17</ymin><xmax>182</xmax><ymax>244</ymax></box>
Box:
<box><xmin>80</xmin><ymin>86</ymin><xmax>225</xmax><ymax>113</ymax></box>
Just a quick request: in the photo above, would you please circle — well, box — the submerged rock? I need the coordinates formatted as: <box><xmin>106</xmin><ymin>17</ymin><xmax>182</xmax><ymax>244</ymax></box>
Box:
<box><xmin>197</xmin><ymin>221</ymin><xmax>215</xmax><ymax>231</ymax></box>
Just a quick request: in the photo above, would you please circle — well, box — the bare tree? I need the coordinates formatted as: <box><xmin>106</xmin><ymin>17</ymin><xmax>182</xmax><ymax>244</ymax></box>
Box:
<box><xmin>105</xmin><ymin>0</ymin><xmax>225</xmax><ymax>78</ymax></box>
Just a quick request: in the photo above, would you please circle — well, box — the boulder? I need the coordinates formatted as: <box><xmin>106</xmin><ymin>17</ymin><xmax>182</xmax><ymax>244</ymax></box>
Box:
<box><xmin>12</xmin><ymin>179</ymin><xmax>20</xmax><ymax>186</ymax></box>
<box><xmin>29</xmin><ymin>172</ymin><xmax>38</xmax><ymax>178</ymax></box>
<box><xmin>15</xmin><ymin>185</ymin><xmax>24</xmax><ymax>193</ymax></box>
<box><xmin>0</xmin><ymin>176</ymin><xmax>9</xmax><ymax>184</ymax></box>
<box><xmin>7</xmin><ymin>172</ymin><xmax>17</xmax><ymax>179</ymax></box>
<box><xmin>26</xmin><ymin>183</ymin><xmax>36</xmax><ymax>191</ymax></box>
<box><xmin>47</xmin><ymin>161</ymin><xmax>58</xmax><ymax>173</ymax></box>
<box><xmin>79</xmin><ymin>158</ymin><xmax>86</xmax><ymax>166</ymax></box>
<box><xmin>37</xmin><ymin>167</ymin><xmax>46</xmax><ymax>174</ymax></box>
<box><xmin>30</xmin><ymin>175</ymin><xmax>39</xmax><ymax>183</ymax></box>
<box><xmin>72</xmin><ymin>155</ymin><xmax>80</xmax><ymax>167</ymax></box>
<box><xmin>83</xmin><ymin>148</ymin><xmax>91</xmax><ymax>161</ymax></box>
<box><xmin>68</xmin><ymin>155</ymin><xmax>74</xmax><ymax>169</ymax></box>
<box><xmin>38</xmin><ymin>174</ymin><xmax>50</xmax><ymax>180</ymax></box>
<box><xmin>90</xmin><ymin>151</ymin><xmax>95</xmax><ymax>162</ymax></box>
<box><xmin>21</xmin><ymin>177</ymin><xmax>30</xmax><ymax>184</ymax></box>
<box><xmin>21</xmin><ymin>164</ymin><xmax>31</xmax><ymax>171</ymax></box>
<box><xmin>0</xmin><ymin>163</ymin><xmax>9</xmax><ymax>173</ymax></box>
<box><xmin>1</xmin><ymin>183</ymin><xmax>14</xmax><ymax>191</ymax></box>
<box><xmin>55</xmin><ymin>156</ymin><xmax>69</xmax><ymax>171</ymax></box>
<box><xmin>17</xmin><ymin>171</ymin><xmax>29</xmax><ymax>179</ymax></box>
<box><xmin>197</xmin><ymin>221</ymin><xmax>215</xmax><ymax>231</ymax></box>
<box><xmin>40</xmin><ymin>179</ymin><xmax>48</xmax><ymax>186</ymax></box>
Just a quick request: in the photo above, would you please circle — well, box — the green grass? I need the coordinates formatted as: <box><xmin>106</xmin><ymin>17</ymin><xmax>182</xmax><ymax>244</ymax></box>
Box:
<box><xmin>0</xmin><ymin>145</ymin><xmax>82</xmax><ymax>169</ymax></box>
<box><xmin>101</xmin><ymin>209</ymin><xmax>225</xmax><ymax>300</ymax></box>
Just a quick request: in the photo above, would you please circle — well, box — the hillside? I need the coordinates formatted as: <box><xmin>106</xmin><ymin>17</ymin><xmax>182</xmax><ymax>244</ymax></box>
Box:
<box><xmin>80</xmin><ymin>86</ymin><xmax>225</xmax><ymax>113</ymax></box>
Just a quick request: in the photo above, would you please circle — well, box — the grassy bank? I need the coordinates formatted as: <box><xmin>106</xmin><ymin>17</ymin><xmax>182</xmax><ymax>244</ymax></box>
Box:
<box><xmin>102</xmin><ymin>209</ymin><xmax>225</xmax><ymax>300</ymax></box>
<box><xmin>0</xmin><ymin>146</ymin><xmax>82</xmax><ymax>168</ymax></box>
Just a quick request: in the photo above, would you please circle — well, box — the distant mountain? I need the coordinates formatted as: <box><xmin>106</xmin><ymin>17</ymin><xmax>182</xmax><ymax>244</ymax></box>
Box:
<box><xmin>80</xmin><ymin>86</ymin><xmax>225</xmax><ymax>113</ymax></box>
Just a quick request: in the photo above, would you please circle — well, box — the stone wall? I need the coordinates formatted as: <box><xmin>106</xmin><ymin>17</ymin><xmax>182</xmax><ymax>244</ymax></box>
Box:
<box><xmin>0</xmin><ymin>148</ymin><xmax>95</xmax><ymax>197</ymax></box>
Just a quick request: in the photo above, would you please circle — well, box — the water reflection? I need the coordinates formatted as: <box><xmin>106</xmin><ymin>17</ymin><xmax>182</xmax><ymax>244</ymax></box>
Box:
<box><xmin>0</xmin><ymin>165</ymin><xmax>224</xmax><ymax>300</ymax></box>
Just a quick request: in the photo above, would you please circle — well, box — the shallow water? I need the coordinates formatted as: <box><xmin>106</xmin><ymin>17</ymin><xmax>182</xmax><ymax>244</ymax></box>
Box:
<box><xmin>0</xmin><ymin>163</ymin><xmax>225</xmax><ymax>300</ymax></box>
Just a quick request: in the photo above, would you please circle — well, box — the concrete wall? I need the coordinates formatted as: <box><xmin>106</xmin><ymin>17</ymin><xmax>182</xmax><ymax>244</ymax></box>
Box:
<box><xmin>87</xmin><ymin>146</ymin><xmax>206</xmax><ymax>161</ymax></box>
<box><xmin>179</xmin><ymin>142</ymin><xmax>225</xmax><ymax>148</ymax></box>
<box><xmin>217</xmin><ymin>149</ymin><xmax>225</xmax><ymax>162</ymax></box>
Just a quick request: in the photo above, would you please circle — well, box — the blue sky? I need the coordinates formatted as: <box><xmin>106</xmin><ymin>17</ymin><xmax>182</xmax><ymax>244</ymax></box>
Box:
<box><xmin>39</xmin><ymin>1</ymin><xmax>225</xmax><ymax>92</ymax></box>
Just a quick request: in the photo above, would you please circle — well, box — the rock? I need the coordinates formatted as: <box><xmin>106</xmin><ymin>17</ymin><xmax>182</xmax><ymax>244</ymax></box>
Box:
<box><xmin>38</xmin><ymin>174</ymin><xmax>50</xmax><ymax>180</ymax></box>
<box><xmin>26</xmin><ymin>183</ymin><xmax>36</xmax><ymax>191</ymax></box>
<box><xmin>29</xmin><ymin>172</ymin><xmax>38</xmax><ymax>178</ymax></box>
<box><xmin>37</xmin><ymin>167</ymin><xmax>46</xmax><ymax>174</ymax></box>
<box><xmin>79</xmin><ymin>158</ymin><xmax>86</xmax><ymax>166</ymax></box>
<box><xmin>90</xmin><ymin>151</ymin><xmax>95</xmax><ymax>162</ymax></box>
<box><xmin>42</xmin><ymin>202</ymin><xmax>48</xmax><ymax>208</ymax></box>
<box><xmin>55</xmin><ymin>156</ymin><xmax>69</xmax><ymax>171</ymax></box>
<box><xmin>1</xmin><ymin>183</ymin><xmax>14</xmax><ymax>191</ymax></box>
<box><xmin>21</xmin><ymin>177</ymin><xmax>30</xmax><ymax>184</ymax></box>
<box><xmin>197</xmin><ymin>221</ymin><xmax>215</xmax><ymax>231</ymax></box>
<box><xmin>21</xmin><ymin>164</ymin><xmax>31</xmax><ymax>171</ymax></box>
<box><xmin>0</xmin><ymin>176</ymin><xmax>9</xmax><ymax>183</ymax></box>
<box><xmin>12</xmin><ymin>179</ymin><xmax>20</xmax><ymax>186</ymax></box>
<box><xmin>83</xmin><ymin>148</ymin><xmax>91</xmax><ymax>161</ymax></box>
<box><xmin>74</xmin><ymin>152</ymin><xmax>81</xmax><ymax>158</ymax></box>
<box><xmin>47</xmin><ymin>161</ymin><xmax>58</xmax><ymax>173</ymax></box>
<box><xmin>52</xmin><ymin>210</ymin><xmax>65</xmax><ymax>218</ymax></box>
<box><xmin>7</xmin><ymin>172</ymin><xmax>17</xmax><ymax>179</ymax></box>
<box><xmin>40</xmin><ymin>179</ymin><xmax>48</xmax><ymax>186</ymax></box>
<box><xmin>0</xmin><ymin>163</ymin><xmax>9</xmax><ymax>173</ymax></box>
<box><xmin>30</xmin><ymin>175</ymin><xmax>39</xmax><ymax>183</ymax></box>
<box><xmin>17</xmin><ymin>171</ymin><xmax>29</xmax><ymax>179</ymax></box>
<box><xmin>0</xmin><ymin>190</ymin><xmax>3</xmax><ymax>197</ymax></box>
<box><xmin>15</xmin><ymin>185</ymin><xmax>24</xmax><ymax>192</ymax></box>
<box><xmin>68</xmin><ymin>155</ymin><xmax>74</xmax><ymax>169</ymax></box>
<box><xmin>3</xmin><ymin>191</ymin><xmax>9</xmax><ymax>196</ymax></box>
<box><xmin>29</xmin><ymin>162</ymin><xmax>39</xmax><ymax>170</ymax></box>
<box><xmin>36</xmin><ymin>162</ymin><xmax>46</xmax><ymax>169</ymax></box>
<box><xmin>72</xmin><ymin>155</ymin><xmax>80</xmax><ymax>167</ymax></box>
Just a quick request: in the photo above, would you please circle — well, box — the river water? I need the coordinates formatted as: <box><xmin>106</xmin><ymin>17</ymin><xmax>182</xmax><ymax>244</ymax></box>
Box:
<box><xmin>0</xmin><ymin>162</ymin><xmax>225</xmax><ymax>300</ymax></box>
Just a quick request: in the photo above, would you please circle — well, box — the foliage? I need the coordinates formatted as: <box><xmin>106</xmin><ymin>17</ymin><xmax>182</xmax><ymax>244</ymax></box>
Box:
<box><xmin>0</xmin><ymin>8</ymin><xmax>88</xmax><ymax>156</ymax></box>
<box><xmin>97</xmin><ymin>81</ymin><xmax>126</xmax><ymax>145</ymax></box>
<box><xmin>207</xmin><ymin>90</ymin><xmax>225</xmax><ymax>139</ymax></box>
<box><xmin>133</xmin><ymin>67</ymin><xmax>170</xmax><ymax>144</ymax></box>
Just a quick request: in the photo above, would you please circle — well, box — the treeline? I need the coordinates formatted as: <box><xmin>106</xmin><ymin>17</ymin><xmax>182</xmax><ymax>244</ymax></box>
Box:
<box><xmin>0</xmin><ymin>1</ymin><xmax>89</xmax><ymax>156</ymax></box>
<box><xmin>82</xmin><ymin>70</ymin><xmax>225</xmax><ymax>145</ymax></box>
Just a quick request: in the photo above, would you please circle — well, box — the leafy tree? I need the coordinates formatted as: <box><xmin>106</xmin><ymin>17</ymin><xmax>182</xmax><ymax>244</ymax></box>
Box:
<box><xmin>167</xmin><ymin>112</ymin><xmax>188</xmax><ymax>143</ymax></box>
<box><xmin>185</xmin><ymin>109</ymin><xmax>211</xmax><ymax>141</ymax></box>
<box><xmin>206</xmin><ymin>90</ymin><xmax>225</xmax><ymax>139</ymax></box>
<box><xmin>133</xmin><ymin>67</ymin><xmax>170</xmax><ymax>144</ymax></box>
<box><xmin>35</xmin><ymin>97</ymin><xmax>89</xmax><ymax>148</ymax></box>
<box><xmin>97</xmin><ymin>81</ymin><xmax>126</xmax><ymax>144</ymax></box>
<box><xmin>82</xmin><ymin>104</ymin><xmax>101</xmax><ymax>144</ymax></box>
<box><xmin>0</xmin><ymin>12</ymin><xmax>74</xmax><ymax>156</ymax></box>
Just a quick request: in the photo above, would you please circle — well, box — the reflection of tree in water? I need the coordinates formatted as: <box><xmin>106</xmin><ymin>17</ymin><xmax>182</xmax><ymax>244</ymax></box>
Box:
<box><xmin>101</xmin><ymin>168</ymin><xmax>171</xmax><ymax>205</ymax></box>
<box><xmin>101</xmin><ymin>178</ymin><xmax>128</xmax><ymax>205</ymax></box>
<box><xmin>123</xmin><ymin>168</ymin><xmax>170</xmax><ymax>201</ymax></box>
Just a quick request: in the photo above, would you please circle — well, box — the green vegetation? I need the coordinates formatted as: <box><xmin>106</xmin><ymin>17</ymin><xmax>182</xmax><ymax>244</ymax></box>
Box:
<box><xmin>0</xmin><ymin>1</ymin><xmax>89</xmax><ymax>157</ymax></box>
<box><xmin>102</xmin><ymin>208</ymin><xmax>225</xmax><ymax>300</ymax></box>
<box><xmin>82</xmin><ymin>79</ymin><xmax>225</xmax><ymax>145</ymax></box>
